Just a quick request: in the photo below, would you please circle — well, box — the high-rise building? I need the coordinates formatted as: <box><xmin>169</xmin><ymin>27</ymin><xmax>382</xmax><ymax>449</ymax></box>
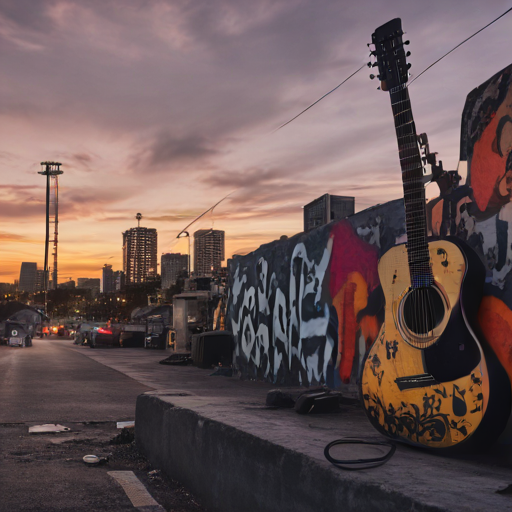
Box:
<box><xmin>19</xmin><ymin>262</ymin><xmax>38</xmax><ymax>292</ymax></box>
<box><xmin>194</xmin><ymin>229</ymin><xmax>225</xmax><ymax>277</ymax></box>
<box><xmin>303</xmin><ymin>194</ymin><xmax>355</xmax><ymax>232</ymax></box>
<box><xmin>122</xmin><ymin>215</ymin><xmax>158</xmax><ymax>285</ymax></box>
<box><xmin>102</xmin><ymin>264</ymin><xmax>115</xmax><ymax>293</ymax></box>
<box><xmin>113</xmin><ymin>271</ymin><xmax>125</xmax><ymax>291</ymax></box>
<box><xmin>161</xmin><ymin>253</ymin><xmax>189</xmax><ymax>289</ymax></box>
<box><xmin>35</xmin><ymin>269</ymin><xmax>46</xmax><ymax>292</ymax></box>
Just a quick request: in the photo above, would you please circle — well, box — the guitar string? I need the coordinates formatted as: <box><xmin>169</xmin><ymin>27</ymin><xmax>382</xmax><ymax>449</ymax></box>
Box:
<box><xmin>393</xmin><ymin>72</ymin><xmax>435</xmax><ymax>340</ymax></box>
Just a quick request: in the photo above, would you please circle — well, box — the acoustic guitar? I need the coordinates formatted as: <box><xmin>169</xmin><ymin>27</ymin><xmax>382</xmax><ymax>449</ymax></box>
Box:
<box><xmin>360</xmin><ymin>18</ymin><xmax>511</xmax><ymax>450</ymax></box>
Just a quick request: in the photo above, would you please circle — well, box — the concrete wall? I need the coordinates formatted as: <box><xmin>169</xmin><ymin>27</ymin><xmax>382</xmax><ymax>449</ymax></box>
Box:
<box><xmin>226</xmin><ymin>63</ymin><xmax>512</xmax><ymax>394</ymax></box>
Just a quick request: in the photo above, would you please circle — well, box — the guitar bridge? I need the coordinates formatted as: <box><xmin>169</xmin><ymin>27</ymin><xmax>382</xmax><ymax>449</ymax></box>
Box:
<box><xmin>395</xmin><ymin>373</ymin><xmax>439</xmax><ymax>391</ymax></box>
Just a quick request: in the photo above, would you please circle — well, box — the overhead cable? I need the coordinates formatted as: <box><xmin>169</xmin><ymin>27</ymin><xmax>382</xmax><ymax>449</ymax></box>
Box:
<box><xmin>409</xmin><ymin>7</ymin><xmax>512</xmax><ymax>85</ymax></box>
<box><xmin>274</xmin><ymin>63</ymin><xmax>366</xmax><ymax>132</ymax></box>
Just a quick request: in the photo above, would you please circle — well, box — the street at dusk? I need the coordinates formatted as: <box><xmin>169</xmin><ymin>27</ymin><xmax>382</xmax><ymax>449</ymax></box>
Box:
<box><xmin>0</xmin><ymin>336</ymin><xmax>212</xmax><ymax>512</ymax></box>
<box><xmin>4</xmin><ymin>2</ymin><xmax>512</xmax><ymax>512</ymax></box>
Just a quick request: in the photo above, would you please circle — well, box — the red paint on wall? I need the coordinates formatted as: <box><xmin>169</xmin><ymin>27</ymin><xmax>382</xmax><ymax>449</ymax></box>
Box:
<box><xmin>329</xmin><ymin>222</ymin><xmax>380</xmax><ymax>298</ymax></box>
<box><xmin>329</xmin><ymin>222</ymin><xmax>381</xmax><ymax>383</ymax></box>
<box><xmin>470</xmin><ymin>115</ymin><xmax>505</xmax><ymax>212</ymax></box>
<box><xmin>478</xmin><ymin>295</ymin><xmax>512</xmax><ymax>390</ymax></box>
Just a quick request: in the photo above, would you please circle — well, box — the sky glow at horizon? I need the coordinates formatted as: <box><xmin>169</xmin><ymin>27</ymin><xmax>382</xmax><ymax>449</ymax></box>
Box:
<box><xmin>1</xmin><ymin>0</ymin><xmax>511</xmax><ymax>284</ymax></box>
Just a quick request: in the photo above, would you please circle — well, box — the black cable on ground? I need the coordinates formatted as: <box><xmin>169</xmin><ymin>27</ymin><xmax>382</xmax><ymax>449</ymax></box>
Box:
<box><xmin>324</xmin><ymin>438</ymin><xmax>396</xmax><ymax>470</ymax></box>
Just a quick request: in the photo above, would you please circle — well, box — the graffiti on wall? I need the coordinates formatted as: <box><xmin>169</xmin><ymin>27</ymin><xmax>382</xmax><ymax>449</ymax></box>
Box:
<box><xmin>227</xmin><ymin>63</ymin><xmax>512</xmax><ymax>390</ymax></box>
<box><xmin>227</xmin><ymin>200</ymin><xmax>405</xmax><ymax>387</ymax></box>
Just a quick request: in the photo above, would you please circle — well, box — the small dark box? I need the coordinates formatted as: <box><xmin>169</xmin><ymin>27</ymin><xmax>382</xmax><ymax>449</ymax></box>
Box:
<box><xmin>191</xmin><ymin>331</ymin><xmax>234</xmax><ymax>369</ymax></box>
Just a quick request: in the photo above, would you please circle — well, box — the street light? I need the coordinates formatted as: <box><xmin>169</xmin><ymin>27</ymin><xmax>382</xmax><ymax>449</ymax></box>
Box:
<box><xmin>177</xmin><ymin>230</ymin><xmax>191</xmax><ymax>278</ymax></box>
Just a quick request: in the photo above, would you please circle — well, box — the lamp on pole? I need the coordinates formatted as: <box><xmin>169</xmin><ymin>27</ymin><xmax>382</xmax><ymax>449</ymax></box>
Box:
<box><xmin>177</xmin><ymin>230</ymin><xmax>191</xmax><ymax>278</ymax></box>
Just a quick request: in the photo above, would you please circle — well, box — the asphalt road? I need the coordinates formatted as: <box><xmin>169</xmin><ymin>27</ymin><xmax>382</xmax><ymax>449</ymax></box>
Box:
<box><xmin>0</xmin><ymin>337</ymin><xmax>209</xmax><ymax>512</ymax></box>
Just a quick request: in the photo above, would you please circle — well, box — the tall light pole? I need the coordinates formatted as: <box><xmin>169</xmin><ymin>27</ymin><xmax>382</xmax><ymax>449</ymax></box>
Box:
<box><xmin>177</xmin><ymin>231</ymin><xmax>191</xmax><ymax>278</ymax></box>
<box><xmin>38</xmin><ymin>161</ymin><xmax>63</xmax><ymax>314</ymax></box>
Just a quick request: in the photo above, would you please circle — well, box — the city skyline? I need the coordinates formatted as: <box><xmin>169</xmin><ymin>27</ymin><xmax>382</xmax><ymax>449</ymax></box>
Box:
<box><xmin>2</xmin><ymin>1</ymin><xmax>511</xmax><ymax>282</ymax></box>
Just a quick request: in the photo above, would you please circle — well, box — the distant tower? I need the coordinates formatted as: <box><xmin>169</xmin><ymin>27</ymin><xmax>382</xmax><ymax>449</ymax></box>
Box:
<box><xmin>122</xmin><ymin>213</ymin><xmax>158</xmax><ymax>285</ymax></box>
<box><xmin>303</xmin><ymin>193</ymin><xmax>354</xmax><ymax>232</ymax></box>
<box><xmin>194</xmin><ymin>229</ymin><xmax>225</xmax><ymax>276</ymax></box>
<box><xmin>38</xmin><ymin>162</ymin><xmax>63</xmax><ymax>295</ymax></box>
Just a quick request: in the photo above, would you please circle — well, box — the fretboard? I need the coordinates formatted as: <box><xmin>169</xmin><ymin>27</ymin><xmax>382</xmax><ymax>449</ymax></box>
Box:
<box><xmin>389</xmin><ymin>84</ymin><xmax>433</xmax><ymax>288</ymax></box>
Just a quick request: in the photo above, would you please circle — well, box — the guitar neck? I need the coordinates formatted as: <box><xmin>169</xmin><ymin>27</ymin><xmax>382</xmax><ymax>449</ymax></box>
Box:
<box><xmin>389</xmin><ymin>84</ymin><xmax>433</xmax><ymax>288</ymax></box>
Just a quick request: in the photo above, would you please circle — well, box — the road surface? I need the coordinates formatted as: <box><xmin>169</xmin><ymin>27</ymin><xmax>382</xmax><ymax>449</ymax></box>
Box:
<box><xmin>0</xmin><ymin>336</ymin><xmax>209</xmax><ymax>512</ymax></box>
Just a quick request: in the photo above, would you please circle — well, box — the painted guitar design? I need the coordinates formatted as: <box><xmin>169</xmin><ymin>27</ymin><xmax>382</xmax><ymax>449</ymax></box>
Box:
<box><xmin>360</xmin><ymin>18</ymin><xmax>511</xmax><ymax>450</ymax></box>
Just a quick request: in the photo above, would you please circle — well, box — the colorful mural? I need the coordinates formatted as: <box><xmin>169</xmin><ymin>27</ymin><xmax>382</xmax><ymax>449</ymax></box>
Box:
<box><xmin>226</xmin><ymin>63</ymin><xmax>512</xmax><ymax>393</ymax></box>
<box><xmin>226</xmin><ymin>200</ymin><xmax>405</xmax><ymax>387</ymax></box>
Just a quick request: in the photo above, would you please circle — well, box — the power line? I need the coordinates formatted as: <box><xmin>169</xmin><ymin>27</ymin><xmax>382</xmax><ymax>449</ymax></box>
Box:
<box><xmin>274</xmin><ymin>7</ymin><xmax>512</xmax><ymax>131</ymax></box>
<box><xmin>409</xmin><ymin>6</ymin><xmax>512</xmax><ymax>86</ymax></box>
<box><xmin>176</xmin><ymin>191</ymin><xmax>234</xmax><ymax>239</ymax></box>
<box><xmin>274</xmin><ymin>63</ymin><xmax>366</xmax><ymax>132</ymax></box>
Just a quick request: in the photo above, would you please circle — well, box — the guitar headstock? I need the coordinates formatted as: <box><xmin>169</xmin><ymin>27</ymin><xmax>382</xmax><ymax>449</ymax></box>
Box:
<box><xmin>368</xmin><ymin>18</ymin><xmax>410</xmax><ymax>92</ymax></box>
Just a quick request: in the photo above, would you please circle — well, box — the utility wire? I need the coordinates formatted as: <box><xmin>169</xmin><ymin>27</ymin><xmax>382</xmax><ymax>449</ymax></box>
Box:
<box><xmin>176</xmin><ymin>191</ymin><xmax>234</xmax><ymax>238</ymax></box>
<box><xmin>274</xmin><ymin>63</ymin><xmax>366</xmax><ymax>132</ymax></box>
<box><xmin>275</xmin><ymin>7</ymin><xmax>512</xmax><ymax>131</ymax></box>
<box><xmin>409</xmin><ymin>7</ymin><xmax>512</xmax><ymax>86</ymax></box>
<box><xmin>175</xmin><ymin>9</ymin><xmax>512</xmax><ymax>239</ymax></box>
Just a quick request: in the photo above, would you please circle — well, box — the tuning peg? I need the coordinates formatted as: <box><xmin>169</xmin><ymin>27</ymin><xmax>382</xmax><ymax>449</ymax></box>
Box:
<box><xmin>367</xmin><ymin>62</ymin><xmax>372</xmax><ymax>67</ymax></box>
<box><xmin>404</xmin><ymin>40</ymin><xmax>410</xmax><ymax>45</ymax></box>
<box><xmin>370</xmin><ymin>74</ymin><xmax>376</xmax><ymax>80</ymax></box>
<box><xmin>406</xmin><ymin>51</ymin><xmax>411</xmax><ymax>57</ymax></box>
<box><xmin>407</xmin><ymin>63</ymin><xmax>412</xmax><ymax>69</ymax></box>
<box><xmin>377</xmin><ymin>86</ymin><xmax>381</xmax><ymax>90</ymax></box>
<box><xmin>369</xmin><ymin>50</ymin><xmax>377</xmax><ymax>56</ymax></box>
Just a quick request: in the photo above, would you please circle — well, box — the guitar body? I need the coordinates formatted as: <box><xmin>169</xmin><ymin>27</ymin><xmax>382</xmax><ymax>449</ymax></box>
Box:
<box><xmin>361</xmin><ymin>237</ymin><xmax>511</xmax><ymax>450</ymax></box>
<box><xmin>361</xmin><ymin>18</ymin><xmax>511</xmax><ymax>449</ymax></box>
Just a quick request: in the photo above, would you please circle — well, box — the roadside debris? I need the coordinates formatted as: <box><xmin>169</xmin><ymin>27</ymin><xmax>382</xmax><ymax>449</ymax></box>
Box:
<box><xmin>265</xmin><ymin>390</ymin><xmax>295</xmax><ymax>408</ymax></box>
<box><xmin>148</xmin><ymin>469</ymin><xmax>162</xmax><ymax>481</ymax></box>
<box><xmin>83</xmin><ymin>454</ymin><xmax>109</xmax><ymax>466</ymax></box>
<box><xmin>116</xmin><ymin>421</ymin><xmax>135</xmax><ymax>429</ymax></box>
<box><xmin>209</xmin><ymin>366</ymin><xmax>233</xmax><ymax>377</ymax></box>
<box><xmin>294</xmin><ymin>390</ymin><xmax>341</xmax><ymax>414</ymax></box>
<box><xmin>265</xmin><ymin>386</ymin><xmax>348</xmax><ymax>414</ymax></box>
<box><xmin>110</xmin><ymin>427</ymin><xmax>134</xmax><ymax>445</ymax></box>
<box><xmin>29</xmin><ymin>424</ymin><xmax>71</xmax><ymax>434</ymax></box>
<box><xmin>159</xmin><ymin>353</ymin><xmax>193</xmax><ymax>366</ymax></box>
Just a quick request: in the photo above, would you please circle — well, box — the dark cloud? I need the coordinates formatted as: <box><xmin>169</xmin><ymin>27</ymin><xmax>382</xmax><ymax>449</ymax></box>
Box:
<box><xmin>132</xmin><ymin>132</ymin><xmax>219</xmax><ymax>171</ymax></box>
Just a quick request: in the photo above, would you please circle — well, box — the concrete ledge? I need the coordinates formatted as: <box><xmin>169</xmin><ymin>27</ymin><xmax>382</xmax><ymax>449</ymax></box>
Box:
<box><xmin>135</xmin><ymin>392</ymin><xmax>512</xmax><ymax>512</ymax></box>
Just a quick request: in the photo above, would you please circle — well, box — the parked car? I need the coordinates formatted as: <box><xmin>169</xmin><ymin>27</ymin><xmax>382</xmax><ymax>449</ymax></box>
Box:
<box><xmin>4</xmin><ymin>321</ymin><xmax>32</xmax><ymax>347</ymax></box>
<box><xmin>90</xmin><ymin>327</ymin><xmax>121</xmax><ymax>348</ymax></box>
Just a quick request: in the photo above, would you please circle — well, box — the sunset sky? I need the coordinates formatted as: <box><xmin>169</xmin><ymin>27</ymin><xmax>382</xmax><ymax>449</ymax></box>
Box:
<box><xmin>1</xmin><ymin>0</ymin><xmax>511</xmax><ymax>284</ymax></box>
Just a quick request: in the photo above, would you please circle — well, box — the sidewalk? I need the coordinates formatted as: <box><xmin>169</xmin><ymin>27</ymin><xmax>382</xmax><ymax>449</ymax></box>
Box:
<box><xmin>71</xmin><ymin>344</ymin><xmax>512</xmax><ymax>512</ymax></box>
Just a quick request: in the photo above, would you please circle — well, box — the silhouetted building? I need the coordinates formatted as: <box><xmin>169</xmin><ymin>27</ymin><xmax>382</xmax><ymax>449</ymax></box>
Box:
<box><xmin>77</xmin><ymin>278</ymin><xmax>101</xmax><ymax>294</ymax></box>
<box><xmin>303</xmin><ymin>194</ymin><xmax>354</xmax><ymax>232</ymax></box>
<box><xmin>194</xmin><ymin>230</ymin><xmax>225</xmax><ymax>276</ymax></box>
<box><xmin>113</xmin><ymin>270</ymin><xmax>125</xmax><ymax>291</ymax></box>
<box><xmin>102</xmin><ymin>264</ymin><xmax>115</xmax><ymax>293</ymax></box>
<box><xmin>19</xmin><ymin>262</ymin><xmax>38</xmax><ymax>292</ymax></box>
<box><xmin>35</xmin><ymin>270</ymin><xmax>46</xmax><ymax>292</ymax></box>
<box><xmin>122</xmin><ymin>224</ymin><xmax>158</xmax><ymax>285</ymax></box>
<box><xmin>58</xmin><ymin>280</ymin><xmax>75</xmax><ymax>290</ymax></box>
<box><xmin>161</xmin><ymin>253</ymin><xmax>188</xmax><ymax>289</ymax></box>
<box><xmin>0</xmin><ymin>283</ymin><xmax>17</xmax><ymax>297</ymax></box>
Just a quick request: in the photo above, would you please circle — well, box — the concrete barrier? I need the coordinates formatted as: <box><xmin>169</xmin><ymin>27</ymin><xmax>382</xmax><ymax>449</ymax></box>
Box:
<box><xmin>135</xmin><ymin>391</ymin><xmax>512</xmax><ymax>512</ymax></box>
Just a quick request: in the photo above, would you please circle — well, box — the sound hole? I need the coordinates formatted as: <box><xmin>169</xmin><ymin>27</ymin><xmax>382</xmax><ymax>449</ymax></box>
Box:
<box><xmin>403</xmin><ymin>286</ymin><xmax>445</xmax><ymax>335</ymax></box>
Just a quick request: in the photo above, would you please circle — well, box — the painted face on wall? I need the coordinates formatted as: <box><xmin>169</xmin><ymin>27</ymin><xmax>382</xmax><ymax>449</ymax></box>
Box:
<box><xmin>470</xmin><ymin>85</ymin><xmax>512</xmax><ymax>214</ymax></box>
